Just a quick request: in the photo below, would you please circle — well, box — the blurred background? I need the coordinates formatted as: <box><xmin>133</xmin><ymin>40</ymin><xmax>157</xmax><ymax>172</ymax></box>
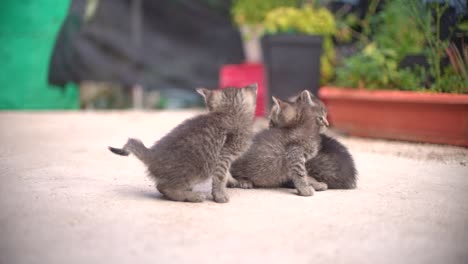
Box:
<box><xmin>0</xmin><ymin>0</ymin><xmax>467</xmax><ymax>144</ymax></box>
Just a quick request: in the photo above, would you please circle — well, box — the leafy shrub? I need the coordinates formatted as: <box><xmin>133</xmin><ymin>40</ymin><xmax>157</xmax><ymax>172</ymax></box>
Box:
<box><xmin>335</xmin><ymin>0</ymin><xmax>467</xmax><ymax>93</ymax></box>
<box><xmin>373</xmin><ymin>0</ymin><xmax>426</xmax><ymax>61</ymax></box>
<box><xmin>263</xmin><ymin>6</ymin><xmax>336</xmax><ymax>35</ymax></box>
<box><xmin>335</xmin><ymin>43</ymin><xmax>426</xmax><ymax>90</ymax></box>
<box><xmin>231</xmin><ymin>0</ymin><xmax>299</xmax><ymax>26</ymax></box>
<box><xmin>436</xmin><ymin>68</ymin><xmax>468</xmax><ymax>94</ymax></box>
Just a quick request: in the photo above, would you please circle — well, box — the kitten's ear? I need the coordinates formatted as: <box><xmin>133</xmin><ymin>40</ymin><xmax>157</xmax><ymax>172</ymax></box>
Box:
<box><xmin>269</xmin><ymin>96</ymin><xmax>281</xmax><ymax>122</ymax></box>
<box><xmin>272</xmin><ymin>96</ymin><xmax>281</xmax><ymax>109</ymax></box>
<box><xmin>196</xmin><ymin>88</ymin><xmax>211</xmax><ymax>100</ymax></box>
<box><xmin>297</xmin><ymin>90</ymin><xmax>316</xmax><ymax>106</ymax></box>
<box><xmin>271</xmin><ymin>96</ymin><xmax>284</xmax><ymax>114</ymax></box>
<box><xmin>245</xmin><ymin>83</ymin><xmax>258</xmax><ymax>94</ymax></box>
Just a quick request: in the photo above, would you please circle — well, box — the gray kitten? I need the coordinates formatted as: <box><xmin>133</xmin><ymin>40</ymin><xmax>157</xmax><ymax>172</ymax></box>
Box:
<box><xmin>109</xmin><ymin>84</ymin><xmax>258</xmax><ymax>203</ymax></box>
<box><xmin>229</xmin><ymin>90</ymin><xmax>324</xmax><ymax>196</ymax></box>
<box><xmin>270</xmin><ymin>96</ymin><xmax>357</xmax><ymax>190</ymax></box>
<box><xmin>305</xmin><ymin>134</ymin><xmax>357</xmax><ymax>189</ymax></box>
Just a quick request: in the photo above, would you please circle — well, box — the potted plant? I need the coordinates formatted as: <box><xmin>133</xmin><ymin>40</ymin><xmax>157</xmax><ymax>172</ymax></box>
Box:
<box><xmin>261</xmin><ymin>5</ymin><xmax>336</xmax><ymax>101</ymax></box>
<box><xmin>320</xmin><ymin>0</ymin><xmax>468</xmax><ymax>146</ymax></box>
<box><xmin>231</xmin><ymin>0</ymin><xmax>299</xmax><ymax>63</ymax></box>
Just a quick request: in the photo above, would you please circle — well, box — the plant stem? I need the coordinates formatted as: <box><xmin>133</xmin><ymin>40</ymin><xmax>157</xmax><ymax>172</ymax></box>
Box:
<box><xmin>360</xmin><ymin>0</ymin><xmax>380</xmax><ymax>42</ymax></box>
<box><xmin>434</xmin><ymin>3</ymin><xmax>441</xmax><ymax>88</ymax></box>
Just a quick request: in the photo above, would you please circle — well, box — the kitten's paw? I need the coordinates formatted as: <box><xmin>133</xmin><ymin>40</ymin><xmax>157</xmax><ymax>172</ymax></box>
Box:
<box><xmin>213</xmin><ymin>192</ymin><xmax>230</xmax><ymax>203</ymax></box>
<box><xmin>186</xmin><ymin>193</ymin><xmax>206</xmax><ymax>203</ymax></box>
<box><xmin>238</xmin><ymin>180</ymin><xmax>254</xmax><ymax>189</ymax></box>
<box><xmin>313</xmin><ymin>182</ymin><xmax>328</xmax><ymax>191</ymax></box>
<box><xmin>297</xmin><ymin>187</ymin><xmax>314</xmax><ymax>197</ymax></box>
<box><xmin>227</xmin><ymin>177</ymin><xmax>239</xmax><ymax>188</ymax></box>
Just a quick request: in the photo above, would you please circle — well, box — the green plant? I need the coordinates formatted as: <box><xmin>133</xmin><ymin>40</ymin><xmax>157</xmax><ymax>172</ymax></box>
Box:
<box><xmin>263</xmin><ymin>5</ymin><xmax>336</xmax><ymax>83</ymax></box>
<box><xmin>333</xmin><ymin>0</ymin><xmax>381</xmax><ymax>45</ymax></box>
<box><xmin>231</xmin><ymin>0</ymin><xmax>299</xmax><ymax>26</ymax></box>
<box><xmin>373</xmin><ymin>0</ymin><xmax>426</xmax><ymax>61</ymax></box>
<box><xmin>409</xmin><ymin>1</ymin><xmax>468</xmax><ymax>93</ymax></box>
<box><xmin>446</xmin><ymin>42</ymin><xmax>468</xmax><ymax>81</ymax></box>
<box><xmin>335</xmin><ymin>0</ymin><xmax>467</xmax><ymax>93</ymax></box>
<box><xmin>334</xmin><ymin>13</ymin><xmax>359</xmax><ymax>43</ymax></box>
<box><xmin>263</xmin><ymin>5</ymin><xmax>336</xmax><ymax>35</ymax></box>
<box><xmin>436</xmin><ymin>68</ymin><xmax>468</xmax><ymax>94</ymax></box>
<box><xmin>335</xmin><ymin>43</ymin><xmax>424</xmax><ymax>90</ymax></box>
<box><xmin>409</xmin><ymin>1</ymin><xmax>451</xmax><ymax>90</ymax></box>
<box><xmin>440</xmin><ymin>42</ymin><xmax>468</xmax><ymax>94</ymax></box>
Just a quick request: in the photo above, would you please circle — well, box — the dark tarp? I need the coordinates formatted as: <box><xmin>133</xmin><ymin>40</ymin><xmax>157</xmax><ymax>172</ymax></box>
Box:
<box><xmin>48</xmin><ymin>0</ymin><xmax>244</xmax><ymax>90</ymax></box>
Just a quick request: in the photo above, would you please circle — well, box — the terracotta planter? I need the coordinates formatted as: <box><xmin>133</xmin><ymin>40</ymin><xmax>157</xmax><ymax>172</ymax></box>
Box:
<box><xmin>319</xmin><ymin>86</ymin><xmax>468</xmax><ymax>146</ymax></box>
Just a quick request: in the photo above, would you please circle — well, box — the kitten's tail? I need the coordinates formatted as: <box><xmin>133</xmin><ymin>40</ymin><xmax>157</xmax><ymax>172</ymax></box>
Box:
<box><xmin>108</xmin><ymin>138</ymin><xmax>149</xmax><ymax>163</ymax></box>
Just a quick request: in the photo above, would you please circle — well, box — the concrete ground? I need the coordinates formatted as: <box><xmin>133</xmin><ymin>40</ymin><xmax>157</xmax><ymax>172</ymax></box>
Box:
<box><xmin>1</xmin><ymin>111</ymin><xmax>467</xmax><ymax>264</ymax></box>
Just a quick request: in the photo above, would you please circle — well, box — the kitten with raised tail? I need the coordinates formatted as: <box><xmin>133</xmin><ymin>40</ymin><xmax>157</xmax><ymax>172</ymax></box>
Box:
<box><xmin>229</xmin><ymin>90</ymin><xmax>324</xmax><ymax>196</ymax></box>
<box><xmin>109</xmin><ymin>84</ymin><xmax>258</xmax><ymax>203</ymax></box>
<box><xmin>270</xmin><ymin>95</ymin><xmax>357</xmax><ymax>189</ymax></box>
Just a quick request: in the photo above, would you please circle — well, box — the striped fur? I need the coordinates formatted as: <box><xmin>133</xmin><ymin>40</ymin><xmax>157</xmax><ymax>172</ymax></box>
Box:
<box><xmin>109</xmin><ymin>84</ymin><xmax>257</xmax><ymax>203</ymax></box>
<box><xmin>271</xmin><ymin>96</ymin><xmax>357</xmax><ymax>190</ymax></box>
<box><xmin>229</xmin><ymin>90</ymin><xmax>323</xmax><ymax>196</ymax></box>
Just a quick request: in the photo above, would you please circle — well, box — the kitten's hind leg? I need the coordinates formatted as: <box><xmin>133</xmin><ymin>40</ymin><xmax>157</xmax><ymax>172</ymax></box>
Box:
<box><xmin>237</xmin><ymin>178</ymin><xmax>254</xmax><ymax>189</ymax></box>
<box><xmin>212</xmin><ymin>155</ymin><xmax>234</xmax><ymax>203</ymax></box>
<box><xmin>157</xmin><ymin>182</ymin><xmax>205</xmax><ymax>203</ymax></box>
<box><xmin>212</xmin><ymin>171</ymin><xmax>229</xmax><ymax>203</ymax></box>
<box><xmin>307</xmin><ymin>176</ymin><xmax>328</xmax><ymax>191</ymax></box>
<box><xmin>227</xmin><ymin>172</ymin><xmax>254</xmax><ymax>189</ymax></box>
<box><xmin>226</xmin><ymin>171</ymin><xmax>239</xmax><ymax>188</ymax></box>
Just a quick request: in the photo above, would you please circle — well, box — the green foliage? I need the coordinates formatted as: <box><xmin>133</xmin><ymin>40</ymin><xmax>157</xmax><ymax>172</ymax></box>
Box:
<box><xmin>396</xmin><ymin>67</ymin><xmax>428</xmax><ymax>91</ymax></box>
<box><xmin>408</xmin><ymin>1</ymin><xmax>468</xmax><ymax>93</ymax></box>
<box><xmin>446</xmin><ymin>42</ymin><xmax>468</xmax><ymax>81</ymax></box>
<box><xmin>373</xmin><ymin>0</ymin><xmax>425</xmax><ymax>61</ymax></box>
<box><xmin>263</xmin><ymin>5</ymin><xmax>336</xmax><ymax>35</ymax></box>
<box><xmin>263</xmin><ymin>5</ymin><xmax>337</xmax><ymax>83</ymax></box>
<box><xmin>408</xmin><ymin>0</ymin><xmax>449</xmax><ymax>90</ymax></box>
<box><xmin>334</xmin><ymin>13</ymin><xmax>359</xmax><ymax>43</ymax></box>
<box><xmin>334</xmin><ymin>0</ymin><xmax>426</xmax><ymax>90</ymax></box>
<box><xmin>435</xmin><ymin>43</ymin><xmax>468</xmax><ymax>94</ymax></box>
<box><xmin>334</xmin><ymin>0</ymin><xmax>381</xmax><ymax>45</ymax></box>
<box><xmin>335</xmin><ymin>0</ymin><xmax>467</xmax><ymax>94</ymax></box>
<box><xmin>435</xmin><ymin>67</ymin><xmax>468</xmax><ymax>94</ymax></box>
<box><xmin>457</xmin><ymin>20</ymin><xmax>468</xmax><ymax>31</ymax></box>
<box><xmin>231</xmin><ymin>0</ymin><xmax>299</xmax><ymax>26</ymax></box>
<box><xmin>335</xmin><ymin>43</ymin><xmax>425</xmax><ymax>90</ymax></box>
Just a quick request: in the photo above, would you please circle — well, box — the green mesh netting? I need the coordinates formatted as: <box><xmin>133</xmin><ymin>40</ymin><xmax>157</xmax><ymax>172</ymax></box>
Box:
<box><xmin>0</xmin><ymin>0</ymin><xmax>78</xmax><ymax>109</ymax></box>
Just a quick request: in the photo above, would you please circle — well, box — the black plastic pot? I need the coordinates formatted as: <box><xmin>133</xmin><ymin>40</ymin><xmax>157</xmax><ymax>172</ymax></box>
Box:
<box><xmin>261</xmin><ymin>34</ymin><xmax>323</xmax><ymax>104</ymax></box>
<box><xmin>399</xmin><ymin>54</ymin><xmax>429</xmax><ymax>70</ymax></box>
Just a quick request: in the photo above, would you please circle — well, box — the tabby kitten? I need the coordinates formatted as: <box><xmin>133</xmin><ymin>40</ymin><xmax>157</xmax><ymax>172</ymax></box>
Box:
<box><xmin>229</xmin><ymin>90</ymin><xmax>324</xmax><ymax>196</ymax></box>
<box><xmin>109</xmin><ymin>84</ymin><xmax>258</xmax><ymax>203</ymax></box>
<box><xmin>270</xmin><ymin>96</ymin><xmax>357</xmax><ymax>189</ymax></box>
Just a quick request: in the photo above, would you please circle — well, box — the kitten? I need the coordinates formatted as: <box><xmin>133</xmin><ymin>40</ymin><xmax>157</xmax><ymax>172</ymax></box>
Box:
<box><xmin>270</xmin><ymin>96</ymin><xmax>357</xmax><ymax>189</ymax></box>
<box><xmin>109</xmin><ymin>84</ymin><xmax>258</xmax><ymax>203</ymax></box>
<box><xmin>305</xmin><ymin>134</ymin><xmax>357</xmax><ymax>189</ymax></box>
<box><xmin>229</xmin><ymin>90</ymin><xmax>323</xmax><ymax>196</ymax></box>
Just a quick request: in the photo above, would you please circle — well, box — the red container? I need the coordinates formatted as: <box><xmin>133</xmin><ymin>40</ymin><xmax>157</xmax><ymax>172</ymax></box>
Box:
<box><xmin>219</xmin><ymin>63</ymin><xmax>266</xmax><ymax>117</ymax></box>
<box><xmin>319</xmin><ymin>86</ymin><xmax>468</xmax><ymax>146</ymax></box>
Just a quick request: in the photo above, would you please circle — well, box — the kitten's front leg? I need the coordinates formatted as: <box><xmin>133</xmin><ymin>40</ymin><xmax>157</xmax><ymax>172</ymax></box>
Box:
<box><xmin>286</xmin><ymin>145</ymin><xmax>314</xmax><ymax>196</ymax></box>
<box><xmin>213</xmin><ymin>133</ymin><xmax>250</xmax><ymax>202</ymax></box>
